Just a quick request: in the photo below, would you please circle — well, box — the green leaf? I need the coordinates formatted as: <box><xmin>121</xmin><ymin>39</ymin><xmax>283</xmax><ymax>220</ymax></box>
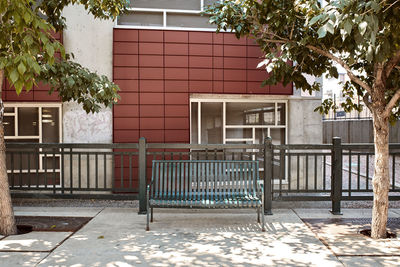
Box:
<box><xmin>308</xmin><ymin>15</ymin><xmax>322</xmax><ymax>26</ymax></box>
<box><xmin>17</xmin><ymin>62</ymin><xmax>26</xmax><ymax>75</ymax></box>
<box><xmin>23</xmin><ymin>12</ymin><xmax>32</xmax><ymax>23</ymax></box>
<box><xmin>358</xmin><ymin>21</ymin><xmax>368</xmax><ymax>36</ymax></box>
<box><xmin>10</xmin><ymin>69</ymin><xmax>19</xmax><ymax>83</ymax></box>
<box><xmin>343</xmin><ymin>20</ymin><xmax>352</xmax><ymax>35</ymax></box>
<box><xmin>317</xmin><ymin>26</ymin><xmax>327</xmax><ymax>38</ymax></box>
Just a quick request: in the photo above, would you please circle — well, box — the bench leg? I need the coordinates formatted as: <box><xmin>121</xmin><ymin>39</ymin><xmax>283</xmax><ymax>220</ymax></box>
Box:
<box><xmin>151</xmin><ymin>207</ymin><xmax>153</xmax><ymax>222</ymax></box>
<box><xmin>261</xmin><ymin>207</ymin><xmax>266</xmax><ymax>232</ymax></box>
<box><xmin>146</xmin><ymin>191</ymin><xmax>150</xmax><ymax>231</ymax></box>
<box><xmin>257</xmin><ymin>207</ymin><xmax>260</xmax><ymax>223</ymax></box>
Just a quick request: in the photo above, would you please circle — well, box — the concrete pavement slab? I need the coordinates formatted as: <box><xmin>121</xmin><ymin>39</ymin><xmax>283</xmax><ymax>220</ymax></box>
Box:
<box><xmin>0</xmin><ymin>252</ymin><xmax>48</xmax><ymax>267</ymax></box>
<box><xmin>339</xmin><ymin>256</ymin><xmax>400</xmax><ymax>267</ymax></box>
<box><xmin>13</xmin><ymin>207</ymin><xmax>103</xmax><ymax>217</ymax></box>
<box><xmin>39</xmin><ymin>208</ymin><xmax>342</xmax><ymax>267</ymax></box>
<box><xmin>391</xmin><ymin>209</ymin><xmax>400</xmax><ymax>216</ymax></box>
<box><xmin>0</xmin><ymin>232</ymin><xmax>71</xmax><ymax>252</ymax></box>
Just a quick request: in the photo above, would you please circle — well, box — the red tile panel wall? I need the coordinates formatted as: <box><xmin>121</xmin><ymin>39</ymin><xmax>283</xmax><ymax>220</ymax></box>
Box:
<box><xmin>2</xmin><ymin>33</ymin><xmax>63</xmax><ymax>102</ymax></box>
<box><xmin>113</xmin><ymin>29</ymin><xmax>293</xmax><ymax>144</ymax></box>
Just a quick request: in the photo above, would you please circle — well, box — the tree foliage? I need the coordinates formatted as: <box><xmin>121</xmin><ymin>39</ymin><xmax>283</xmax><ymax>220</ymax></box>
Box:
<box><xmin>0</xmin><ymin>0</ymin><xmax>128</xmax><ymax>112</ymax></box>
<box><xmin>206</xmin><ymin>0</ymin><xmax>400</xmax><ymax>120</ymax></box>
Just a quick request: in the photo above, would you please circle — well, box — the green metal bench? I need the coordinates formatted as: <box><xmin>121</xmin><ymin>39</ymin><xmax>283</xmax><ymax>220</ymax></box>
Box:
<box><xmin>146</xmin><ymin>160</ymin><xmax>265</xmax><ymax>231</ymax></box>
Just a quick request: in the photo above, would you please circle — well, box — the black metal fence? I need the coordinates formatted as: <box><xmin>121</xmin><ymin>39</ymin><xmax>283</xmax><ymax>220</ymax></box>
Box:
<box><xmin>7</xmin><ymin>137</ymin><xmax>400</xmax><ymax>214</ymax></box>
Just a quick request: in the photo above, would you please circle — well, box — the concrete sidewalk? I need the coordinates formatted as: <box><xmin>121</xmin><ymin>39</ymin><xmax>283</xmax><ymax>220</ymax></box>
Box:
<box><xmin>1</xmin><ymin>207</ymin><xmax>400</xmax><ymax>267</ymax></box>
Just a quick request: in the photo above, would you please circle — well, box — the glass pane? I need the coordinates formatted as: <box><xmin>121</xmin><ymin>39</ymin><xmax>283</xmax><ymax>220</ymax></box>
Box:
<box><xmin>3</xmin><ymin>116</ymin><xmax>15</xmax><ymax>136</ymax></box>
<box><xmin>118</xmin><ymin>11</ymin><xmax>163</xmax><ymax>26</ymax></box>
<box><xmin>131</xmin><ymin>0</ymin><xmax>200</xmax><ymax>10</ymax></box>
<box><xmin>18</xmin><ymin>107</ymin><xmax>39</xmax><ymax>136</ymax></box>
<box><xmin>277</xmin><ymin>103</ymin><xmax>286</xmax><ymax>125</ymax></box>
<box><xmin>270</xmin><ymin>128</ymin><xmax>285</xmax><ymax>145</ymax></box>
<box><xmin>191</xmin><ymin>102</ymin><xmax>198</xmax><ymax>144</ymax></box>
<box><xmin>226</xmin><ymin>103</ymin><xmax>275</xmax><ymax>125</ymax></box>
<box><xmin>255</xmin><ymin>128</ymin><xmax>268</xmax><ymax>145</ymax></box>
<box><xmin>226</xmin><ymin>128</ymin><xmax>252</xmax><ymax>139</ymax></box>
<box><xmin>42</xmin><ymin>108</ymin><xmax>60</xmax><ymax>143</ymax></box>
<box><xmin>167</xmin><ymin>13</ymin><xmax>214</xmax><ymax>28</ymax></box>
<box><xmin>4</xmin><ymin>107</ymin><xmax>14</xmax><ymax>113</ymax></box>
<box><xmin>201</xmin><ymin>102</ymin><xmax>222</xmax><ymax>144</ymax></box>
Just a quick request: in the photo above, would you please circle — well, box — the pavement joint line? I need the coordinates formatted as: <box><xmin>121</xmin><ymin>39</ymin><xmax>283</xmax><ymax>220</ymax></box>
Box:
<box><xmin>35</xmin><ymin>207</ymin><xmax>105</xmax><ymax>266</ymax></box>
<box><xmin>335</xmin><ymin>254</ymin><xmax>400</xmax><ymax>257</ymax></box>
<box><xmin>291</xmin><ymin>208</ymin><xmax>345</xmax><ymax>264</ymax></box>
<box><xmin>0</xmin><ymin>250</ymin><xmax>52</xmax><ymax>253</ymax></box>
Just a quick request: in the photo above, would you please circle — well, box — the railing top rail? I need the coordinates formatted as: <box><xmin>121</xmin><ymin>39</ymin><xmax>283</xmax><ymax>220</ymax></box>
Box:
<box><xmin>5</xmin><ymin>143</ymin><xmax>139</xmax><ymax>149</ymax></box>
<box><xmin>273</xmin><ymin>144</ymin><xmax>332</xmax><ymax>150</ymax></box>
<box><xmin>343</xmin><ymin>143</ymin><xmax>400</xmax><ymax>149</ymax></box>
<box><xmin>153</xmin><ymin>160</ymin><xmax>258</xmax><ymax>163</ymax></box>
<box><xmin>146</xmin><ymin>143</ymin><xmax>263</xmax><ymax>149</ymax></box>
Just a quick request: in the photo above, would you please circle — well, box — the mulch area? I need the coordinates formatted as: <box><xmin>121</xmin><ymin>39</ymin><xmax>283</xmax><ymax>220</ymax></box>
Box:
<box><xmin>16</xmin><ymin>216</ymin><xmax>92</xmax><ymax>232</ymax></box>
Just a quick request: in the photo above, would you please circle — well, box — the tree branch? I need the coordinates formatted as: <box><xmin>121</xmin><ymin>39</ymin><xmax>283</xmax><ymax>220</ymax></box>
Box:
<box><xmin>384</xmin><ymin>88</ymin><xmax>400</xmax><ymax>117</ymax></box>
<box><xmin>384</xmin><ymin>50</ymin><xmax>400</xmax><ymax>78</ymax></box>
<box><xmin>306</xmin><ymin>45</ymin><xmax>373</xmax><ymax>95</ymax></box>
<box><xmin>362</xmin><ymin>93</ymin><xmax>373</xmax><ymax>111</ymax></box>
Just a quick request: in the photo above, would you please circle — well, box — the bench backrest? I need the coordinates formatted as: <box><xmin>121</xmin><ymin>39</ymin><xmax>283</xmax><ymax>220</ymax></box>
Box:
<box><xmin>150</xmin><ymin>160</ymin><xmax>260</xmax><ymax>199</ymax></box>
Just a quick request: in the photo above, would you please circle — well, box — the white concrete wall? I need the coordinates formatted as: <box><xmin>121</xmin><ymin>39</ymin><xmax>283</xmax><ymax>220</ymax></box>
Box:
<box><xmin>62</xmin><ymin>5</ymin><xmax>114</xmax><ymax>143</ymax></box>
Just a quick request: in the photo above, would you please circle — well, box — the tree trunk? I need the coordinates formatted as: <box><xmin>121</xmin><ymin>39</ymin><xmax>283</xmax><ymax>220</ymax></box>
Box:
<box><xmin>0</xmin><ymin>70</ymin><xmax>17</xmax><ymax>236</ymax></box>
<box><xmin>371</xmin><ymin>111</ymin><xmax>390</xmax><ymax>239</ymax></box>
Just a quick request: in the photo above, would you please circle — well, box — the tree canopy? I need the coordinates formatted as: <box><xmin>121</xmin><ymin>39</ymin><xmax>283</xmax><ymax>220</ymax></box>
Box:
<box><xmin>0</xmin><ymin>0</ymin><xmax>128</xmax><ymax>112</ymax></box>
<box><xmin>207</xmin><ymin>0</ymin><xmax>400</xmax><ymax>121</ymax></box>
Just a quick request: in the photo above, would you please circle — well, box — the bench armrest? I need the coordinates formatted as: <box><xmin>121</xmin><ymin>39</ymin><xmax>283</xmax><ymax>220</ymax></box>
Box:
<box><xmin>257</xmin><ymin>180</ymin><xmax>264</xmax><ymax>196</ymax></box>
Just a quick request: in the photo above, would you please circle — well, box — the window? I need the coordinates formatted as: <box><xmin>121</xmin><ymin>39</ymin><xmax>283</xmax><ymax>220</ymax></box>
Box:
<box><xmin>117</xmin><ymin>0</ymin><xmax>221</xmax><ymax>29</ymax></box>
<box><xmin>190</xmin><ymin>100</ymin><xmax>287</xmax><ymax>146</ymax></box>
<box><xmin>3</xmin><ymin>103</ymin><xmax>62</xmax><ymax>183</ymax></box>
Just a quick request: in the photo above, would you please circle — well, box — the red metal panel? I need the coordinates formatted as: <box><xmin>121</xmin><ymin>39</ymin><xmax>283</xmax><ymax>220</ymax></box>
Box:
<box><xmin>140</xmin><ymin>80</ymin><xmax>164</xmax><ymax>92</ymax></box>
<box><xmin>5</xmin><ymin>90</ymin><xmax>34</xmax><ymax>101</ymax></box>
<box><xmin>189</xmin><ymin>68</ymin><xmax>213</xmax><ymax>80</ymax></box>
<box><xmin>33</xmin><ymin>91</ymin><xmax>60</xmax><ymax>101</ymax></box>
<box><xmin>165</xmin><ymin>68</ymin><xmax>188</xmax><ymax>80</ymax></box>
<box><xmin>114</xmin><ymin>29</ymin><xmax>138</xmax><ymax>42</ymax></box>
<box><xmin>224</xmin><ymin>81</ymin><xmax>246</xmax><ymax>94</ymax></box>
<box><xmin>114</xmin><ymin>118</ymin><xmax>139</xmax><ymax>129</ymax></box>
<box><xmin>117</xmin><ymin>92</ymin><xmax>139</xmax><ymax>105</ymax></box>
<box><xmin>165</xmin><ymin>56</ymin><xmax>188</xmax><ymax>68</ymax></box>
<box><xmin>224</xmin><ymin>45</ymin><xmax>246</xmax><ymax>57</ymax></box>
<box><xmin>165</xmin><ymin>105</ymin><xmax>189</xmax><ymax>117</ymax></box>
<box><xmin>139</xmin><ymin>55</ymin><xmax>163</xmax><ymax>67</ymax></box>
<box><xmin>165</xmin><ymin>81</ymin><xmax>188</xmax><ymax>92</ymax></box>
<box><xmin>140</xmin><ymin>118</ymin><xmax>164</xmax><ymax>129</ymax></box>
<box><xmin>247</xmin><ymin>58</ymin><xmax>262</xmax><ymax>69</ymax></box>
<box><xmin>140</xmin><ymin>105</ymin><xmax>164</xmax><ymax>117</ymax></box>
<box><xmin>114</xmin><ymin>130</ymin><xmax>139</xmax><ymax>143</ymax></box>
<box><xmin>140</xmin><ymin>93</ymin><xmax>164</xmax><ymax>105</ymax></box>
<box><xmin>247</xmin><ymin>70</ymin><xmax>268</xmax><ymax>82</ymax></box>
<box><xmin>114</xmin><ymin>55</ymin><xmax>138</xmax><ymax>67</ymax></box>
<box><xmin>189</xmin><ymin>81</ymin><xmax>213</xmax><ymax>93</ymax></box>
<box><xmin>165</xmin><ymin>130</ymin><xmax>189</xmax><ymax>143</ymax></box>
<box><xmin>270</xmin><ymin>83</ymin><xmax>293</xmax><ymax>95</ymax></box>
<box><xmin>214</xmin><ymin>69</ymin><xmax>223</xmax><ymax>80</ymax></box>
<box><xmin>165</xmin><ymin>118</ymin><xmax>189</xmax><ymax>129</ymax></box>
<box><xmin>224</xmin><ymin>57</ymin><xmax>246</xmax><ymax>69</ymax></box>
<box><xmin>224</xmin><ymin>69</ymin><xmax>246</xmax><ymax>81</ymax></box>
<box><xmin>165</xmin><ymin>93</ymin><xmax>189</xmax><ymax>105</ymax></box>
<box><xmin>114</xmin><ymin>105</ymin><xmax>139</xmax><ymax>117</ymax></box>
<box><xmin>189</xmin><ymin>44</ymin><xmax>213</xmax><ymax>56</ymax></box>
<box><xmin>114</xmin><ymin>42</ymin><xmax>138</xmax><ymax>54</ymax></box>
<box><xmin>140</xmin><ymin>130</ymin><xmax>164</xmax><ymax>142</ymax></box>
<box><xmin>189</xmin><ymin>32</ymin><xmax>212</xmax><ymax>44</ymax></box>
<box><xmin>213</xmin><ymin>32</ymin><xmax>223</xmax><ymax>44</ymax></box>
<box><xmin>114</xmin><ymin>67</ymin><xmax>139</xmax><ymax>80</ymax></box>
<box><xmin>114</xmin><ymin>80</ymin><xmax>139</xmax><ymax>92</ymax></box>
<box><xmin>213</xmin><ymin>81</ymin><xmax>224</xmax><ymax>93</ymax></box>
<box><xmin>213</xmin><ymin>57</ymin><xmax>223</xmax><ymax>68</ymax></box>
<box><xmin>165</xmin><ymin>31</ymin><xmax>188</xmax><ymax>43</ymax></box>
<box><xmin>139</xmin><ymin>43</ymin><xmax>163</xmax><ymax>55</ymax></box>
<box><xmin>247</xmin><ymin>46</ymin><xmax>264</xmax><ymax>58</ymax></box>
<box><xmin>139</xmin><ymin>30</ymin><xmax>163</xmax><ymax>42</ymax></box>
<box><xmin>224</xmin><ymin>33</ymin><xmax>246</xmax><ymax>45</ymax></box>
<box><xmin>213</xmin><ymin>45</ymin><xmax>223</xmax><ymax>57</ymax></box>
<box><xmin>189</xmin><ymin>56</ymin><xmax>212</xmax><ymax>68</ymax></box>
<box><xmin>247</xmin><ymin>82</ymin><xmax>270</xmax><ymax>94</ymax></box>
<box><xmin>165</xmin><ymin>43</ymin><xmax>188</xmax><ymax>55</ymax></box>
<box><xmin>139</xmin><ymin>68</ymin><xmax>163</xmax><ymax>80</ymax></box>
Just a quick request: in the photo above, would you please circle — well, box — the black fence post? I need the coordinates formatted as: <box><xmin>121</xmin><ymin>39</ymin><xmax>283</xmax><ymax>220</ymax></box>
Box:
<box><xmin>264</xmin><ymin>137</ymin><xmax>273</xmax><ymax>215</ymax></box>
<box><xmin>331</xmin><ymin>137</ymin><xmax>343</xmax><ymax>215</ymax></box>
<box><xmin>138</xmin><ymin>137</ymin><xmax>147</xmax><ymax>214</ymax></box>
